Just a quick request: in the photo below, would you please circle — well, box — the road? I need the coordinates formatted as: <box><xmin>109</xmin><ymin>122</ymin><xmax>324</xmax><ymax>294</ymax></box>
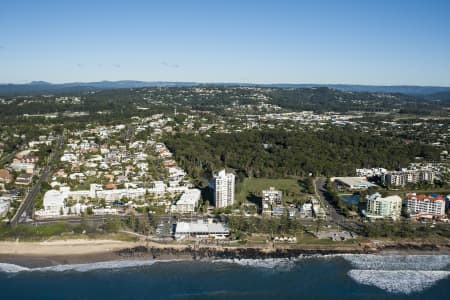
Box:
<box><xmin>0</xmin><ymin>142</ymin><xmax>25</xmax><ymax>166</ymax></box>
<box><xmin>314</xmin><ymin>177</ymin><xmax>364</xmax><ymax>233</ymax></box>
<box><xmin>32</xmin><ymin>215</ymin><xmax>130</xmax><ymax>226</ymax></box>
<box><xmin>314</xmin><ymin>178</ymin><xmax>341</xmax><ymax>222</ymax></box>
<box><xmin>10</xmin><ymin>135</ymin><xmax>65</xmax><ymax>226</ymax></box>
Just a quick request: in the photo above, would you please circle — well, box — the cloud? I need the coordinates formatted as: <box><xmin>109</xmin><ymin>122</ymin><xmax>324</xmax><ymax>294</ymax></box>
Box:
<box><xmin>161</xmin><ymin>61</ymin><xmax>180</xmax><ymax>68</ymax></box>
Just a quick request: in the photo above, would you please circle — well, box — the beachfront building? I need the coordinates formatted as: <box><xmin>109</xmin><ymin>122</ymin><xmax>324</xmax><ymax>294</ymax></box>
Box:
<box><xmin>262</xmin><ymin>187</ymin><xmax>282</xmax><ymax>214</ymax></box>
<box><xmin>174</xmin><ymin>188</ymin><xmax>201</xmax><ymax>213</ymax></box>
<box><xmin>406</xmin><ymin>193</ymin><xmax>446</xmax><ymax>219</ymax></box>
<box><xmin>0</xmin><ymin>199</ymin><xmax>10</xmax><ymax>218</ymax></box>
<box><xmin>213</xmin><ymin>169</ymin><xmax>235</xmax><ymax>208</ymax></box>
<box><xmin>40</xmin><ymin>189</ymin><xmax>67</xmax><ymax>216</ymax></box>
<box><xmin>364</xmin><ymin>193</ymin><xmax>402</xmax><ymax>220</ymax></box>
<box><xmin>174</xmin><ymin>219</ymin><xmax>230</xmax><ymax>240</ymax></box>
<box><xmin>311</xmin><ymin>197</ymin><xmax>327</xmax><ymax>219</ymax></box>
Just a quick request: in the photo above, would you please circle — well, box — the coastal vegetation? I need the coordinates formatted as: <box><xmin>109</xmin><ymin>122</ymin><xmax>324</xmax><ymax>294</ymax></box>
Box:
<box><xmin>0</xmin><ymin>218</ymin><xmax>137</xmax><ymax>241</ymax></box>
<box><xmin>164</xmin><ymin>127</ymin><xmax>440</xmax><ymax>179</ymax></box>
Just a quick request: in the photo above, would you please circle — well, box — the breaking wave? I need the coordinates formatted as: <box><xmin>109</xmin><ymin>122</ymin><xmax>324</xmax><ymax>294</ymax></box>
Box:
<box><xmin>213</xmin><ymin>258</ymin><xmax>296</xmax><ymax>271</ymax></box>
<box><xmin>0</xmin><ymin>259</ymin><xmax>171</xmax><ymax>274</ymax></box>
<box><xmin>215</xmin><ymin>254</ymin><xmax>450</xmax><ymax>293</ymax></box>
<box><xmin>342</xmin><ymin>254</ymin><xmax>450</xmax><ymax>294</ymax></box>
<box><xmin>1</xmin><ymin>254</ymin><xmax>449</xmax><ymax>294</ymax></box>
<box><xmin>348</xmin><ymin>269</ymin><xmax>450</xmax><ymax>294</ymax></box>
<box><xmin>341</xmin><ymin>254</ymin><xmax>450</xmax><ymax>271</ymax></box>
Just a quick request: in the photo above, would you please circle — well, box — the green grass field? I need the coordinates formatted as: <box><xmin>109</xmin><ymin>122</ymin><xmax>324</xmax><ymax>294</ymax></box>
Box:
<box><xmin>236</xmin><ymin>177</ymin><xmax>305</xmax><ymax>204</ymax></box>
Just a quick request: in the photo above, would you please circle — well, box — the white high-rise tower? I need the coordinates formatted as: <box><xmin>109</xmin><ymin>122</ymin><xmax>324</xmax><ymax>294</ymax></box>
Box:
<box><xmin>213</xmin><ymin>169</ymin><xmax>235</xmax><ymax>208</ymax></box>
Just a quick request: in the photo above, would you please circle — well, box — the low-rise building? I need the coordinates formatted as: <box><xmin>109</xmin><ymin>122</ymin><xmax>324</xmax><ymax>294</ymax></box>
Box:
<box><xmin>174</xmin><ymin>220</ymin><xmax>229</xmax><ymax>240</ymax></box>
<box><xmin>383</xmin><ymin>170</ymin><xmax>435</xmax><ymax>187</ymax></box>
<box><xmin>406</xmin><ymin>193</ymin><xmax>446</xmax><ymax>219</ymax></box>
<box><xmin>0</xmin><ymin>169</ymin><xmax>12</xmax><ymax>183</ymax></box>
<box><xmin>332</xmin><ymin>177</ymin><xmax>377</xmax><ymax>190</ymax></box>
<box><xmin>0</xmin><ymin>199</ymin><xmax>10</xmax><ymax>218</ymax></box>
<box><xmin>15</xmin><ymin>173</ymin><xmax>33</xmax><ymax>185</ymax></box>
<box><xmin>174</xmin><ymin>188</ymin><xmax>201</xmax><ymax>213</ymax></box>
<box><xmin>262</xmin><ymin>187</ymin><xmax>282</xmax><ymax>214</ymax></box>
<box><xmin>364</xmin><ymin>193</ymin><xmax>402</xmax><ymax>220</ymax></box>
<box><xmin>356</xmin><ymin>168</ymin><xmax>387</xmax><ymax>177</ymax></box>
<box><xmin>300</xmin><ymin>203</ymin><xmax>313</xmax><ymax>218</ymax></box>
<box><xmin>311</xmin><ymin>198</ymin><xmax>326</xmax><ymax>219</ymax></box>
<box><xmin>41</xmin><ymin>189</ymin><xmax>67</xmax><ymax>216</ymax></box>
<box><xmin>10</xmin><ymin>162</ymin><xmax>35</xmax><ymax>174</ymax></box>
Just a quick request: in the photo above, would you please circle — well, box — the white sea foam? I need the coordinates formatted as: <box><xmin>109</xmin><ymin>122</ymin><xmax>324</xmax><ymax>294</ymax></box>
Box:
<box><xmin>341</xmin><ymin>254</ymin><xmax>450</xmax><ymax>271</ymax></box>
<box><xmin>0</xmin><ymin>259</ymin><xmax>171</xmax><ymax>274</ymax></box>
<box><xmin>341</xmin><ymin>254</ymin><xmax>450</xmax><ymax>294</ymax></box>
<box><xmin>0</xmin><ymin>263</ymin><xmax>30</xmax><ymax>273</ymax></box>
<box><xmin>348</xmin><ymin>270</ymin><xmax>450</xmax><ymax>294</ymax></box>
<box><xmin>213</xmin><ymin>258</ymin><xmax>296</xmax><ymax>270</ymax></box>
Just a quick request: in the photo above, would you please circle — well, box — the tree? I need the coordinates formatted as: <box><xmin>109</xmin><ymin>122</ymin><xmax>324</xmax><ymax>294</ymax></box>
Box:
<box><xmin>86</xmin><ymin>207</ymin><xmax>93</xmax><ymax>215</ymax></box>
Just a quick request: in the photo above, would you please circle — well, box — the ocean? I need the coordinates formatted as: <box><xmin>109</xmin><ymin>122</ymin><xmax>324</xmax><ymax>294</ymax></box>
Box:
<box><xmin>0</xmin><ymin>254</ymin><xmax>449</xmax><ymax>299</ymax></box>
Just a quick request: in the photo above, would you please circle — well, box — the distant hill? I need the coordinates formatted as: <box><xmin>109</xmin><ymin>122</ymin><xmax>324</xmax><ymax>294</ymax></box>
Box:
<box><xmin>425</xmin><ymin>90</ymin><xmax>450</xmax><ymax>101</ymax></box>
<box><xmin>0</xmin><ymin>80</ymin><xmax>449</xmax><ymax>96</ymax></box>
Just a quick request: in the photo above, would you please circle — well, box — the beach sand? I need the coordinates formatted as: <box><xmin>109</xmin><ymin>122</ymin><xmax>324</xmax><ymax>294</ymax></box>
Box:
<box><xmin>0</xmin><ymin>239</ymin><xmax>145</xmax><ymax>267</ymax></box>
<box><xmin>0</xmin><ymin>238</ymin><xmax>448</xmax><ymax>268</ymax></box>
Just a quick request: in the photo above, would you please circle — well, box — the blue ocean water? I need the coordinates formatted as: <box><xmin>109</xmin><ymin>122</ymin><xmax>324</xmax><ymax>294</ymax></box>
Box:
<box><xmin>0</xmin><ymin>254</ymin><xmax>449</xmax><ymax>300</ymax></box>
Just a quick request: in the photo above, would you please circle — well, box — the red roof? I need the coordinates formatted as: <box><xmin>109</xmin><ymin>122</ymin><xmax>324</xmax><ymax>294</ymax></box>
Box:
<box><xmin>105</xmin><ymin>183</ymin><xmax>117</xmax><ymax>190</ymax></box>
<box><xmin>0</xmin><ymin>169</ymin><xmax>12</xmax><ymax>181</ymax></box>
<box><xmin>407</xmin><ymin>193</ymin><xmax>444</xmax><ymax>202</ymax></box>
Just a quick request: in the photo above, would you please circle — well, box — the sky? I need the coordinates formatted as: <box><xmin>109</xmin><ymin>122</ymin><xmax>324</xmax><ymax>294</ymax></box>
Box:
<box><xmin>1</xmin><ymin>0</ymin><xmax>450</xmax><ymax>86</ymax></box>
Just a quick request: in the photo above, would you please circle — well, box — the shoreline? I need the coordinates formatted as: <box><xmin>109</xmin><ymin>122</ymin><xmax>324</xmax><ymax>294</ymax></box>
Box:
<box><xmin>0</xmin><ymin>239</ymin><xmax>449</xmax><ymax>268</ymax></box>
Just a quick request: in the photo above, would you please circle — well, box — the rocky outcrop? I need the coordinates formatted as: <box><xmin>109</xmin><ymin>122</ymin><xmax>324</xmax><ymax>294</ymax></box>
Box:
<box><xmin>114</xmin><ymin>245</ymin><xmax>372</xmax><ymax>259</ymax></box>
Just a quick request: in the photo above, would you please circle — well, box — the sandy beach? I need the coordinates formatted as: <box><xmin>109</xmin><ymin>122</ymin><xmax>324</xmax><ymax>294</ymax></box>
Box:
<box><xmin>0</xmin><ymin>238</ymin><xmax>448</xmax><ymax>268</ymax></box>
<box><xmin>0</xmin><ymin>239</ymin><xmax>146</xmax><ymax>267</ymax></box>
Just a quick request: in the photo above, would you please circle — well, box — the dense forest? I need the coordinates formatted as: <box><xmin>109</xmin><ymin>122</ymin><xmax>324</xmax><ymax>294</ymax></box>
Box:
<box><xmin>1</xmin><ymin>86</ymin><xmax>448</xmax><ymax>118</ymax></box>
<box><xmin>164</xmin><ymin>127</ymin><xmax>441</xmax><ymax>179</ymax></box>
<box><xmin>268</xmin><ymin>88</ymin><xmax>448</xmax><ymax>115</ymax></box>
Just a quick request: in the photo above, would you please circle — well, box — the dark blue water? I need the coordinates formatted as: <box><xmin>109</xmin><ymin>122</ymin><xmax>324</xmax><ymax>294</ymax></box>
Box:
<box><xmin>341</xmin><ymin>194</ymin><xmax>360</xmax><ymax>205</ymax></box>
<box><xmin>0</xmin><ymin>255</ymin><xmax>449</xmax><ymax>299</ymax></box>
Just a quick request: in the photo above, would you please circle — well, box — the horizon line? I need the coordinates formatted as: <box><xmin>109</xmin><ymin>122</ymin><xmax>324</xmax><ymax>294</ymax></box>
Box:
<box><xmin>1</xmin><ymin>80</ymin><xmax>450</xmax><ymax>88</ymax></box>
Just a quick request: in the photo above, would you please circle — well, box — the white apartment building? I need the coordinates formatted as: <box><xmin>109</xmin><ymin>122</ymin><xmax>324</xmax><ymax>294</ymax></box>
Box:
<box><xmin>383</xmin><ymin>170</ymin><xmax>435</xmax><ymax>187</ymax></box>
<box><xmin>262</xmin><ymin>187</ymin><xmax>282</xmax><ymax>213</ymax></box>
<box><xmin>406</xmin><ymin>193</ymin><xmax>446</xmax><ymax>219</ymax></box>
<box><xmin>174</xmin><ymin>189</ymin><xmax>201</xmax><ymax>213</ymax></box>
<box><xmin>356</xmin><ymin>168</ymin><xmax>387</xmax><ymax>177</ymax></box>
<box><xmin>40</xmin><ymin>189</ymin><xmax>67</xmax><ymax>216</ymax></box>
<box><xmin>365</xmin><ymin>193</ymin><xmax>402</xmax><ymax>220</ymax></box>
<box><xmin>213</xmin><ymin>169</ymin><xmax>235</xmax><ymax>208</ymax></box>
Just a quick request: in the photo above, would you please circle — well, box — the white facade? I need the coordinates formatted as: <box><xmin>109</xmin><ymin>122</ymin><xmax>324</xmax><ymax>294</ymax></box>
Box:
<box><xmin>356</xmin><ymin>168</ymin><xmax>387</xmax><ymax>177</ymax></box>
<box><xmin>213</xmin><ymin>169</ymin><xmax>235</xmax><ymax>208</ymax></box>
<box><xmin>0</xmin><ymin>200</ymin><xmax>10</xmax><ymax>218</ymax></box>
<box><xmin>384</xmin><ymin>170</ymin><xmax>435</xmax><ymax>187</ymax></box>
<box><xmin>406</xmin><ymin>193</ymin><xmax>446</xmax><ymax>218</ymax></box>
<box><xmin>262</xmin><ymin>187</ymin><xmax>282</xmax><ymax>213</ymax></box>
<box><xmin>365</xmin><ymin>193</ymin><xmax>402</xmax><ymax>220</ymax></box>
<box><xmin>174</xmin><ymin>220</ymin><xmax>230</xmax><ymax>240</ymax></box>
<box><xmin>42</xmin><ymin>189</ymin><xmax>67</xmax><ymax>216</ymax></box>
<box><xmin>148</xmin><ymin>181</ymin><xmax>166</xmax><ymax>195</ymax></box>
<box><xmin>175</xmin><ymin>188</ymin><xmax>201</xmax><ymax>213</ymax></box>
